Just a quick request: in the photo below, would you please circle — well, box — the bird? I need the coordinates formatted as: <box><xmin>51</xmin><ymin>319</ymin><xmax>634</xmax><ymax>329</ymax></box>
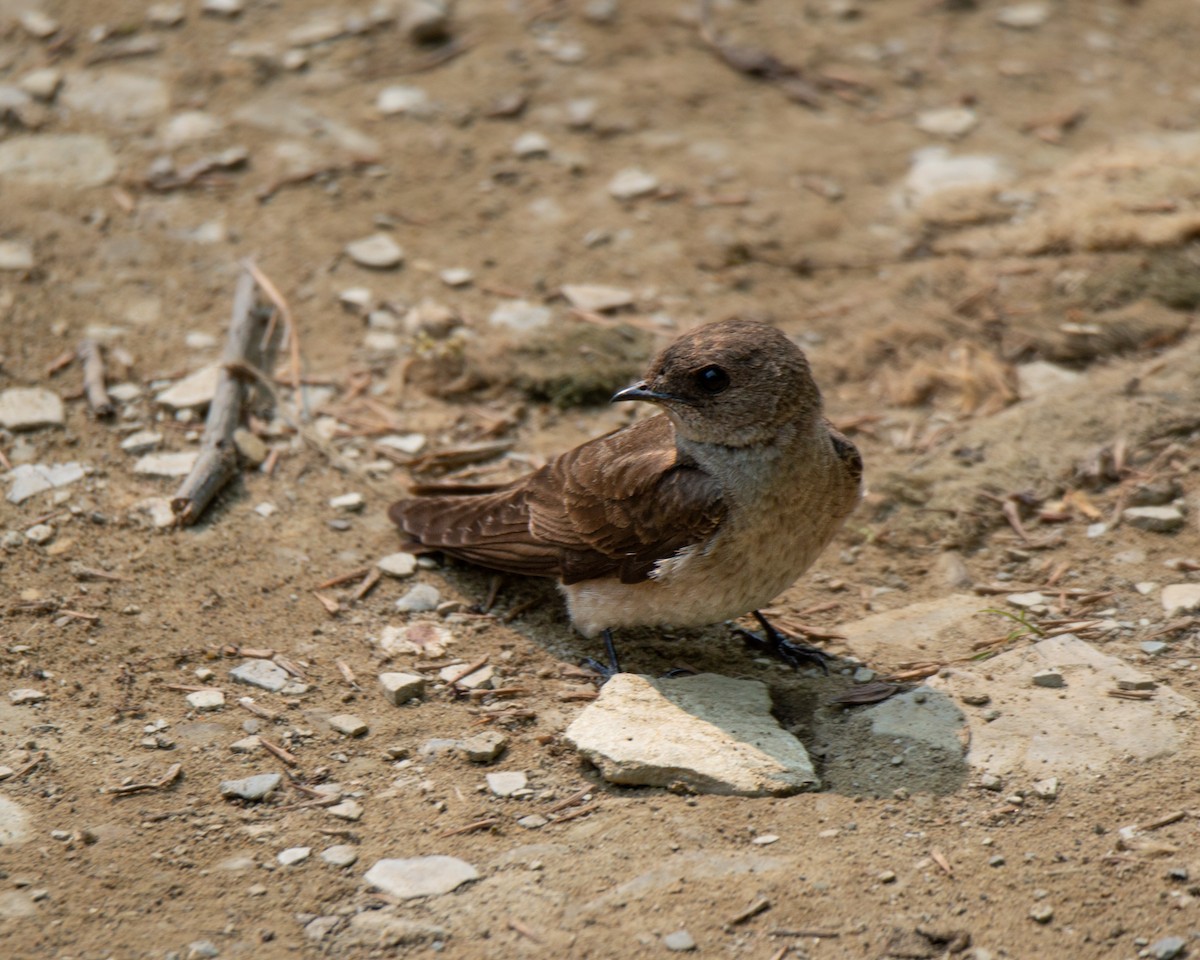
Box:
<box><xmin>389</xmin><ymin>316</ymin><xmax>863</xmax><ymax>676</ymax></box>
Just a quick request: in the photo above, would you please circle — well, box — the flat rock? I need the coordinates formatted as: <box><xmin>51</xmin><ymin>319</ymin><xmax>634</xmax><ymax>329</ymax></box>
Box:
<box><xmin>219</xmin><ymin>773</ymin><xmax>282</xmax><ymax>801</ymax></box>
<box><xmin>376</xmin><ymin>85</ymin><xmax>433</xmax><ymax>117</ymax></box>
<box><xmin>134</xmin><ymin>451</ymin><xmax>198</xmax><ymax>478</ymax></box>
<box><xmin>395</xmin><ymin>583</ymin><xmax>440</xmax><ymax>612</ymax></box>
<box><xmin>0</xmin><ymin>796</ymin><xmax>32</xmax><ymax>846</ymax></box>
<box><xmin>486</xmin><ymin>771</ymin><xmax>527</xmax><ymax>797</ymax></box>
<box><xmin>230</xmin><ymin>659</ymin><xmax>289</xmax><ymax>693</ymax></box>
<box><xmin>838</xmin><ymin>593</ymin><xmax>997</xmax><ymax>671</ymax></box>
<box><xmin>0</xmin><ymin>134</ymin><xmax>117</xmax><ymax>187</ymax></box>
<box><xmin>187</xmin><ymin>689</ymin><xmax>225</xmax><ymax>711</ymax></box>
<box><xmin>489</xmin><ymin>299</ymin><xmax>551</xmax><ymax>331</ymax></box>
<box><xmin>0</xmin><ymin>388</ymin><xmax>63</xmax><ymax>431</ymax></box>
<box><xmin>278</xmin><ymin>846</ymin><xmax>310</xmax><ymax>866</ymax></box>
<box><xmin>330</xmin><ymin>492</ymin><xmax>365</xmax><ymax>512</ymax></box>
<box><xmin>328</xmin><ymin>714</ymin><xmax>368</xmax><ymax>737</ymax></box>
<box><xmin>120</xmin><ymin>430</ymin><xmax>163</xmax><ymax>455</ymax></box>
<box><xmin>0</xmin><ymin>240</ymin><xmax>33</xmax><ymax>271</ymax></box>
<box><xmin>1162</xmin><ymin>583</ymin><xmax>1200</xmax><ymax>615</ymax></box>
<box><xmin>1017</xmin><ymin>360</ymin><xmax>1081</xmax><ymax>399</ymax></box>
<box><xmin>564</xmin><ymin>673</ymin><xmax>818</xmax><ymax>796</ymax></box>
<box><xmin>1123</xmin><ymin>506</ymin><xmax>1185</xmax><ymax>533</ymax></box>
<box><xmin>5</xmin><ymin>462</ymin><xmax>86</xmax><ymax>505</ymax></box>
<box><xmin>364</xmin><ymin>856</ymin><xmax>479</xmax><ymax>899</ymax></box>
<box><xmin>459</xmin><ymin>730</ymin><xmax>507</xmax><ymax>763</ymax></box>
<box><xmin>378</xmin><ymin>622</ymin><xmax>454</xmax><ymax>657</ymax></box>
<box><xmin>915</xmin><ymin>107</ymin><xmax>978</xmax><ymax>139</ymax></box>
<box><xmin>131</xmin><ymin>496</ymin><xmax>176</xmax><ymax>528</ymax></box>
<box><xmin>561</xmin><ymin>283</ymin><xmax>634</xmax><ymax>312</ymax></box>
<box><xmin>866</xmin><ymin>687</ymin><xmax>968</xmax><ymax>756</ymax></box>
<box><xmin>379</xmin><ymin>672</ymin><xmax>426</xmax><ymax>705</ymax></box>
<box><xmin>928</xmin><ymin>634</ymin><xmax>1195</xmax><ymax>776</ymax></box>
<box><xmin>346</xmin><ymin>234</ymin><xmax>404</xmax><ymax>269</ymax></box>
<box><xmin>663</xmin><ymin>930</ymin><xmax>696</xmax><ymax>952</ymax></box>
<box><xmin>439</xmin><ymin>662</ymin><xmax>494</xmax><ymax>690</ymax></box>
<box><xmin>608</xmin><ymin>167</ymin><xmax>659</xmax><ymax>199</ymax></box>
<box><xmin>8</xmin><ymin>688</ymin><xmax>47</xmax><ymax>704</ymax></box>
<box><xmin>62</xmin><ymin>70</ymin><xmax>169</xmax><ymax>123</ymax></box>
<box><xmin>327</xmin><ymin>799</ymin><xmax>363</xmax><ymax>821</ymax></box>
<box><xmin>343</xmin><ymin>910</ymin><xmax>447</xmax><ymax>947</ymax></box>
<box><xmin>901</xmin><ymin>146</ymin><xmax>1011</xmax><ymax>206</ymax></box>
<box><xmin>377</xmin><ymin>552</ymin><xmax>417</xmax><ymax>577</ymax></box>
<box><xmin>321</xmin><ymin>844</ymin><xmax>358</xmax><ymax>867</ymax></box>
<box><xmin>156</xmin><ymin>365</ymin><xmax>221</xmax><ymax>410</ymax></box>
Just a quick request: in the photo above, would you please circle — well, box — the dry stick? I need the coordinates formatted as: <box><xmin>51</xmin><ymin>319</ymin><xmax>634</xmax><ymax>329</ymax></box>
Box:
<box><xmin>242</xmin><ymin>259</ymin><xmax>302</xmax><ymax>409</ymax></box>
<box><xmin>77</xmin><ymin>338</ymin><xmax>114</xmax><ymax>417</ymax></box>
<box><xmin>351</xmin><ymin>567</ymin><xmax>381</xmax><ymax>602</ymax></box>
<box><xmin>172</xmin><ymin>272</ymin><xmax>266</xmax><ymax>526</ymax></box>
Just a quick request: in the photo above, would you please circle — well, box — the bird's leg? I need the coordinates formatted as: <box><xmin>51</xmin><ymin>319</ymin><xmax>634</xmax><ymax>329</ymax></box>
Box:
<box><xmin>736</xmin><ymin>610</ymin><xmax>833</xmax><ymax>674</ymax></box>
<box><xmin>581</xmin><ymin>628</ymin><xmax>623</xmax><ymax>682</ymax></box>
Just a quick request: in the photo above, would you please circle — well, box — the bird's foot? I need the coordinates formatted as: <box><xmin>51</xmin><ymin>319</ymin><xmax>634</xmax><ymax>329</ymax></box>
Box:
<box><xmin>736</xmin><ymin>610</ymin><xmax>833</xmax><ymax>675</ymax></box>
<box><xmin>581</xmin><ymin>629</ymin><xmax>622</xmax><ymax>684</ymax></box>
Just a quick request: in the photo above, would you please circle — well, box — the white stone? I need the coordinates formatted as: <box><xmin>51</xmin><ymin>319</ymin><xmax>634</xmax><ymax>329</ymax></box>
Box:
<box><xmin>561</xmin><ymin>284</ymin><xmax>634</xmax><ymax>313</ymax></box>
<box><xmin>321</xmin><ymin>844</ymin><xmax>358</xmax><ymax>867</ymax></box>
<box><xmin>513</xmin><ymin>132</ymin><xmax>550</xmax><ymax>157</ymax></box>
<box><xmin>565</xmin><ymin>673</ymin><xmax>818</xmax><ymax>795</ymax></box>
<box><xmin>489</xmin><ymin>299</ymin><xmax>551</xmax><ymax>331</ymax></box>
<box><xmin>364</xmin><ymin>330</ymin><xmax>399</xmax><ymax>352</ymax></box>
<box><xmin>377</xmin><ymin>85</ymin><xmax>432</xmax><ymax>117</ymax></box>
<box><xmin>395</xmin><ymin>583</ymin><xmax>440</xmax><ymax>612</ymax></box>
<box><xmin>378</xmin><ymin>622</ymin><xmax>454</xmax><ymax>657</ymax></box>
<box><xmin>439</xmin><ymin>268</ymin><xmax>473</xmax><ymax>287</ymax></box>
<box><xmin>377</xmin><ymin>552</ymin><xmax>417</xmax><ymax>577</ymax></box>
<box><xmin>0</xmin><ymin>388</ymin><xmax>63</xmax><ymax>430</ymax></box>
<box><xmin>996</xmin><ymin>2</ymin><xmax>1050</xmax><ymax>28</ymax></box>
<box><xmin>0</xmin><ymin>134</ymin><xmax>117</xmax><ymax>188</ymax></box>
<box><xmin>161</xmin><ymin>110</ymin><xmax>224</xmax><ymax>146</ymax></box>
<box><xmin>915</xmin><ymin>107</ymin><xmax>978</xmax><ymax>139</ymax></box>
<box><xmin>146</xmin><ymin>2</ymin><xmax>186</xmax><ymax>26</ymax></box>
<box><xmin>346</xmin><ymin>234</ymin><xmax>404</xmax><ymax>269</ymax></box>
<box><xmin>18</xmin><ymin>68</ymin><xmax>61</xmax><ymax>101</ymax></box>
<box><xmin>901</xmin><ymin>146</ymin><xmax>1011</xmax><ymax>205</ymax></box>
<box><xmin>156</xmin><ymin>364</ymin><xmax>221</xmax><ymax>410</ymax></box>
<box><xmin>438</xmin><ymin>663</ymin><xmax>494</xmax><ymax>690</ymax></box>
<box><xmin>203</xmin><ymin>0</ymin><xmax>245</xmax><ymax>15</ymax></box>
<box><xmin>339</xmin><ymin>286</ymin><xmax>373</xmax><ymax>310</ymax></box>
<box><xmin>230</xmin><ymin>659</ymin><xmax>289</xmax><ymax>692</ymax></box>
<box><xmin>486</xmin><ymin>771</ymin><xmax>528</xmax><ymax>797</ymax></box>
<box><xmin>377</xmin><ymin>433</ymin><xmax>427</xmax><ymax>454</ymax></box>
<box><xmin>278</xmin><ymin>846</ymin><xmax>311</xmax><ymax>866</ymax></box>
<box><xmin>254</xmin><ymin>502</ymin><xmax>277</xmax><ymax>518</ymax></box>
<box><xmin>1017</xmin><ymin>361</ymin><xmax>1081</xmax><ymax>399</ymax></box>
<box><xmin>62</xmin><ymin>70</ymin><xmax>169</xmax><ymax>123</ymax></box>
<box><xmin>8</xmin><ymin>689</ymin><xmax>48</xmax><ymax>704</ymax></box>
<box><xmin>134</xmin><ymin>451</ymin><xmax>198</xmax><ymax>478</ymax></box>
<box><xmin>607</xmin><ymin>167</ymin><xmax>659</xmax><ymax>199</ymax></box>
<box><xmin>187</xmin><ymin>689</ymin><xmax>225</xmax><ymax>711</ymax></box>
<box><xmin>120</xmin><ymin>430</ymin><xmax>163</xmax><ymax>455</ymax></box>
<box><xmin>1006</xmin><ymin>591</ymin><xmax>1047</xmax><ymax>609</ymax></box>
<box><xmin>6</xmin><ymin>462</ymin><xmax>86</xmax><ymax>505</ymax></box>
<box><xmin>24</xmin><ymin>524</ymin><xmax>53</xmax><ymax>545</ymax></box>
<box><xmin>327</xmin><ymin>799</ymin><xmax>363</xmax><ymax>821</ymax></box>
<box><xmin>330</xmin><ymin>492</ymin><xmax>365</xmax><ymax>512</ymax></box>
<box><xmin>0</xmin><ymin>796</ymin><xmax>32</xmax><ymax>846</ymax></box>
<box><xmin>1162</xmin><ymin>584</ymin><xmax>1200</xmax><ymax>615</ymax></box>
<box><xmin>19</xmin><ymin>10</ymin><xmax>59</xmax><ymax>37</ymax></box>
<box><xmin>219</xmin><ymin>773</ymin><xmax>281</xmax><ymax>801</ymax></box>
<box><xmin>132</xmin><ymin>496</ymin><xmax>176</xmax><ymax>528</ymax></box>
<box><xmin>364</xmin><ymin>856</ymin><xmax>479</xmax><ymax>900</ymax></box>
<box><xmin>108</xmin><ymin>383</ymin><xmax>142</xmax><ymax>402</ymax></box>
<box><xmin>0</xmin><ymin>240</ymin><xmax>34</xmax><ymax>271</ymax></box>
<box><xmin>328</xmin><ymin>714</ymin><xmax>368</xmax><ymax>737</ymax></box>
<box><xmin>379</xmin><ymin>672</ymin><xmax>426</xmax><ymax>704</ymax></box>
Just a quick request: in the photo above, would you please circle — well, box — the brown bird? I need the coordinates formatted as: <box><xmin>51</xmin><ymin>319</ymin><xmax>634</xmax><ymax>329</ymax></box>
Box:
<box><xmin>389</xmin><ymin>317</ymin><xmax>863</xmax><ymax>675</ymax></box>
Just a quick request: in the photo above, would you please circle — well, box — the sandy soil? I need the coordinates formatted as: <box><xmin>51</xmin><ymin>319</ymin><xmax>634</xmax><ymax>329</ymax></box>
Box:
<box><xmin>3</xmin><ymin>1</ymin><xmax>1200</xmax><ymax>958</ymax></box>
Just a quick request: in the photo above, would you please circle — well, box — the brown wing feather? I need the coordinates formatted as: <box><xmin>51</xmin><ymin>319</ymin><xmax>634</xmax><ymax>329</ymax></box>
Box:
<box><xmin>388</xmin><ymin>415</ymin><xmax>726</xmax><ymax>585</ymax></box>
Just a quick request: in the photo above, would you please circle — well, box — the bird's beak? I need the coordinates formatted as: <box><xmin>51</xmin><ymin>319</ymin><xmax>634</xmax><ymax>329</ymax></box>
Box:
<box><xmin>610</xmin><ymin>381</ymin><xmax>677</xmax><ymax>404</ymax></box>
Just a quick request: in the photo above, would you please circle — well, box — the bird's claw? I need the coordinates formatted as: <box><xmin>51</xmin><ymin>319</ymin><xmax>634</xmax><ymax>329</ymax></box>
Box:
<box><xmin>737</xmin><ymin>610</ymin><xmax>834</xmax><ymax>675</ymax></box>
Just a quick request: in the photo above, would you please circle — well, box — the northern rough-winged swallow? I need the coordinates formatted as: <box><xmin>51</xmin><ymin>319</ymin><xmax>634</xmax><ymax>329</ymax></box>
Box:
<box><xmin>389</xmin><ymin>317</ymin><xmax>863</xmax><ymax>675</ymax></box>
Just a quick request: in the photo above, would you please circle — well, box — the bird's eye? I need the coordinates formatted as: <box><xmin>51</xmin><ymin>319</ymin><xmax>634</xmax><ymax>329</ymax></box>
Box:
<box><xmin>694</xmin><ymin>365</ymin><xmax>730</xmax><ymax>395</ymax></box>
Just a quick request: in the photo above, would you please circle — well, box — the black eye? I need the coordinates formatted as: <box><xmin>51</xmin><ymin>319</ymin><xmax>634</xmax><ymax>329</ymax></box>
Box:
<box><xmin>695</xmin><ymin>365</ymin><xmax>730</xmax><ymax>395</ymax></box>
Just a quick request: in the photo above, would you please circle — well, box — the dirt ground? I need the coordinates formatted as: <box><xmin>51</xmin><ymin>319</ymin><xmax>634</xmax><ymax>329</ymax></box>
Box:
<box><xmin>3</xmin><ymin>1</ymin><xmax>1200</xmax><ymax>958</ymax></box>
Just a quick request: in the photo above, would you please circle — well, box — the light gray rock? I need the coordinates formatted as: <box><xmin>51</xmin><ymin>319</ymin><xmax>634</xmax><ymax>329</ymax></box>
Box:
<box><xmin>0</xmin><ymin>388</ymin><xmax>64</xmax><ymax>431</ymax></box>
<box><xmin>343</xmin><ymin>910</ymin><xmax>447</xmax><ymax>946</ymax></box>
<box><xmin>330</xmin><ymin>492</ymin><xmax>365</xmax><ymax>512</ymax></box>
<box><xmin>0</xmin><ymin>240</ymin><xmax>33</xmax><ymax>271</ymax></box>
<box><xmin>187</xmin><ymin>689</ymin><xmax>225</xmax><ymax>711</ymax></box>
<box><xmin>394</xmin><ymin>583</ymin><xmax>440</xmax><ymax>612</ymax></box>
<box><xmin>120</xmin><ymin>430</ymin><xmax>163</xmax><ymax>455</ymax></box>
<box><xmin>134</xmin><ymin>451</ymin><xmax>198</xmax><ymax>478</ymax></box>
<box><xmin>928</xmin><ymin>634</ymin><xmax>1196</xmax><ymax>775</ymax></box>
<box><xmin>565</xmin><ymin>673</ymin><xmax>818</xmax><ymax>795</ymax></box>
<box><xmin>230</xmin><ymin>659</ymin><xmax>289</xmax><ymax>693</ymax></box>
<box><xmin>328</xmin><ymin>714</ymin><xmax>368</xmax><ymax>737</ymax></box>
<box><xmin>1016</xmin><ymin>361</ymin><xmax>1081</xmax><ymax>399</ymax></box>
<box><xmin>513</xmin><ymin>131</ymin><xmax>550</xmax><ymax>158</ymax></box>
<box><xmin>62</xmin><ymin>70</ymin><xmax>169</xmax><ymax>123</ymax></box>
<box><xmin>1162</xmin><ymin>583</ymin><xmax>1200</xmax><ymax>615</ymax></box>
<box><xmin>486</xmin><ymin>771</ymin><xmax>527</xmax><ymax>797</ymax></box>
<box><xmin>24</xmin><ymin>524</ymin><xmax>53</xmax><ymax>545</ymax></box>
<box><xmin>607</xmin><ymin>167</ymin><xmax>659</xmax><ymax>199</ymax></box>
<box><xmin>6</xmin><ymin>462</ymin><xmax>86</xmax><ymax>504</ymax></box>
<box><xmin>8</xmin><ymin>689</ymin><xmax>47</xmax><ymax>704</ymax></box>
<box><xmin>219</xmin><ymin>773</ymin><xmax>282</xmax><ymax>801</ymax></box>
<box><xmin>378</xmin><ymin>622</ymin><xmax>454</xmax><ymax>657</ymax></box>
<box><xmin>131</xmin><ymin>496</ymin><xmax>176</xmax><ymax>528</ymax></box>
<box><xmin>663</xmin><ymin>930</ymin><xmax>696</xmax><ymax>952</ymax></box>
<box><xmin>379</xmin><ymin>672</ymin><xmax>426</xmax><ymax>705</ymax></box>
<box><xmin>915</xmin><ymin>107</ymin><xmax>978</xmax><ymax>139</ymax></box>
<box><xmin>364</xmin><ymin>856</ymin><xmax>479</xmax><ymax>899</ymax></box>
<box><xmin>346</xmin><ymin>234</ymin><xmax>404</xmax><ymax>269</ymax></box>
<box><xmin>156</xmin><ymin>365</ymin><xmax>221</xmax><ymax>410</ymax></box>
<box><xmin>0</xmin><ymin>134</ymin><xmax>117</xmax><ymax>187</ymax></box>
<box><xmin>561</xmin><ymin>283</ymin><xmax>634</xmax><ymax>312</ymax></box>
<box><xmin>438</xmin><ymin>662</ymin><xmax>494</xmax><ymax>689</ymax></box>
<box><xmin>378</xmin><ymin>433</ymin><xmax>427</xmax><ymax>455</ymax></box>
<box><xmin>901</xmin><ymin>146</ymin><xmax>1011</xmax><ymax>206</ymax></box>
<box><xmin>234</xmin><ymin>96</ymin><xmax>380</xmax><ymax>158</ymax></box>
<box><xmin>489</xmin><ymin>299</ymin><xmax>551</xmax><ymax>331</ymax></box>
<box><xmin>1123</xmin><ymin>506</ymin><xmax>1185</xmax><ymax>533</ymax></box>
<box><xmin>377</xmin><ymin>85</ymin><xmax>433</xmax><ymax>117</ymax></box>
<box><xmin>459</xmin><ymin>730</ymin><xmax>507</xmax><ymax>763</ymax></box>
<box><xmin>377</xmin><ymin>552</ymin><xmax>417</xmax><ymax>577</ymax></box>
<box><xmin>327</xmin><ymin>799</ymin><xmax>363</xmax><ymax>821</ymax></box>
<box><xmin>1149</xmin><ymin>936</ymin><xmax>1187</xmax><ymax>960</ymax></box>
<box><xmin>278</xmin><ymin>846</ymin><xmax>311</xmax><ymax>866</ymax></box>
<box><xmin>996</xmin><ymin>2</ymin><xmax>1049</xmax><ymax>28</ymax></box>
<box><xmin>866</xmin><ymin>687</ymin><xmax>967</xmax><ymax>756</ymax></box>
<box><xmin>0</xmin><ymin>795</ymin><xmax>32</xmax><ymax>846</ymax></box>
<box><xmin>321</xmin><ymin>844</ymin><xmax>358</xmax><ymax>867</ymax></box>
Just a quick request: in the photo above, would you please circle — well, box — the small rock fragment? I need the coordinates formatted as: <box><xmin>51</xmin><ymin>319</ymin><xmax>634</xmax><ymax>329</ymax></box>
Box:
<box><xmin>996</xmin><ymin>2</ymin><xmax>1050</xmax><ymax>28</ymax></box>
<box><xmin>24</xmin><ymin>524</ymin><xmax>54</xmax><ymax>545</ymax></box>
<box><xmin>1006</xmin><ymin>591</ymin><xmax>1046</xmax><ymax>609</ymax></box>
<box><xmin>219</xmin><ymin>773</ymin><xmax>282</xmax><ymax>801</ymax></box>
<box><xmin>378</xmin><ymin>622</ymin><xmax>454</xmax><ymax>657</ymax></box>
<box><xmin>327</xmin><ymin>799</ymin><xmax>364</xmax><ymax>821</ymax></box>
<box><xmin>330</xmin><ymin>492</ymin><xmax>365</xmax><ymax>512</ymax></box>
<box><xmin>364</xmin><ymin>856</ymin><xmax>479</xmax><ymax>899</ymax></box>
<box><xmin>278</xmin><ymin>846</ymin><xmax>311</xmax><ymax>866</ymax></box>
<box><xmin>561</xmin><ymin>283</ymin><xmax>634</xmax><ymax>313</ymax></box>
<box><xmin>377</xmin><ymin>85</ymin><xmax>433</xmax><ymax>117</ymax></box>
<box><xmin>512</xmin><ymin>131</ymin><xmax>550</xmax><ymax>158</ymax></box>
<box><xmin>377</xmin><ymin>552</ymin><xmax>417</xmax><ymax>577</ymax></box>
<box><xmin>1031</xmin><ymin>670</ymin><xmax>1065</xmax><ymax>689</ymax></box>
<box><xmin>1029</xmin><ymin>904</ymin><xmax>1054</xmax><ymax>924</ymax></box>
<box><xmin>459</xmin><ymin>731</ymin><xmax>507</xmax><ymax>763</ymax></box>
<box><xmin>232</xmin><ymin>428</ymin><xmax>267</xmax><ymax>466</ymax></box>
<box><xmin>1032</xmin><ymin>777</ymin><xmax>1059</xmax><ymax>799</ymax></box>
<box><xmin>155</xmin><ymin>365</ymin><xmax>221</xmax><ymax>410</ymax></box>
<box><xmin>439</xmin><ymin>268</ymin><xmax>473</xmax><ymax>287</ymax></box>
<box><xmin>6</xmin><ymin>462</ymin><xmax>86</xmax><ymax>505</ymax></box>
<box><xmin>379</xmin><ymin>672</ymin><xmax>426</xmax><ymax>705</ymax></box>
<box><xmin>0</xmin><ymin>388</ymin><xmax>64</xmax><ymax>431</ymax></box>
<box><xmin>1161</xmin><ymin>584</ymin><xmax>1200</xmax><ymax>615</ymax></box>
<box><xmin>489</xmin><ymin>299</ymin><xmax>551</xmax><ymax>331</ymax></box>
<box><xmin>120</xmin><ymin>430</ymin><xmax>163</xmax><ymax>455</ymax></box>
<box><xmin>8</xmin><ymin>689</ymin><xmax>47</xmax><ymax>705</ymax></box>
<box><xmin>517</xmin><ymin>814</ymin><xmax>548</xmax><ymax>829</ymax></box>
<box><xmin>230</xmin><ymin>736</ymin><xmax>260</xmax><ymax>753</ymax></box>
<box><xmin>134</xmin><ymin>451</ymin><xmax>199</xmax><ymax>478</ymax></box>
<box><xmin>401</xmin><ymin>0</ymin><xmax>451</xmax><ymax>43</ymax></box>
<box><xmin>486</xmin><ymin>771</ymin><xmax>528</xmax><ymax>797</ymax></box>
<box><xmin>439</xmin><ymin>662</ymin><xmax>494</xmax><ymax>690</ymax></box>
<box><xmin>321</xmin><ymin>844</ymin><xmax>358</xmax><ymax>867</ymax></box>
<box><xmin>187</xmin><ymin>689</ymin><xmax>225</xmax><ymax>711</ymax></box>
<box><xmin>915</xmin><ymin>107</ymin><xmax>978</xmax><ymax>139</ymax></box>
<box><xmin>663</xmin><ymin>930</ymin><xmax>696</xmax><ymax>952</ymax></box>
<box><xmin>0</xmin><ymin>240</ymin><xmax>34</xmax><ymax>271</ymax></box>
<box><xmin>1123</xmin><ymin>506</ymin><xmax>1185</xmax><ymax>534</ymax></box>
<box><xmin>230</xmin><ymin>659</ymin><xmax>289</xmax><ymax>693</ymax></box>
<box><xmin>18</xmin><ymin>10</ymin><xmax>60</xmax><ymax>37</ymax></box>
<box><xmin>395</xmin><ymin>583</ymin><xmax>440</xmax><ymax>611</ymax></box>
<box><xmin>1141</xmin><ymin>640</ymin><xmax>1169</xmax><ymax>656</ymax></box>
<box><xmin>1148</xmin><ymin>936</ymin><xmax>1187</xmax><ymax>960</ymax></box>
<box><xmin>346</xmin><ymin>234</ymin><xmax>404</xmax><ymax>269</ymax></box>
<box><xmin>607</xmin><ymin>167</ymin><xmax>659</xmax><ymax>199</ymax></box>
<box><xmin>328</xmin><ymin>714</ymin><xmax>369</xmax><ymax>737</ymax></box>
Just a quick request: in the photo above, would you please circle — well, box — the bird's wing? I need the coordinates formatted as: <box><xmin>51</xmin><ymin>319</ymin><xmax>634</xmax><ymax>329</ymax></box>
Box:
<box><xmin>389</xmin><ymin>416</ymin><xmax>726</xmax><ymax>584</ymax></box>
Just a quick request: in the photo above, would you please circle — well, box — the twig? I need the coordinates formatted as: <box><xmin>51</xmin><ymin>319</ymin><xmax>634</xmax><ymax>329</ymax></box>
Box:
<box><xmin>1143</xmin><ymin>811</ymin><xmax>1186</xmax><ymax>831</ymax></box>
<box><xmin>313</xmin><ymin>591</ymin><xmax>340</xmax><ymax>615</ymax></box>
<box><xmin>439</xmin><ymin>816</ymin><xmax>501</xmax><ymax>838</ymax></box>
<box><xmin>77</xmin><ymin>339</ymin><xmax>114</xmax><ymax>417</ymax></box>
<box><xmin>172</xmin><ymin>271</ymin><xmax>268</xmax><ymax>526</ymax></box>
<box><xmin>551</xmin><ymin>802</ymin><xmax>600</xmax><ymax>823</ymax></box>
<box><xmin>242</xmin><ymin>259</ymin><xmax>302</xmax><ymax>402</ymax></box>
<box><xmin>238</xmin><ymin>697</ymin><xmax>278</xmax><ymax>721</ymax></box>
<box><xmin>727</xmin><ymin>897</ymin><xmax>771</xmax><ymax>927</ymax></box>
<box><xmin>107</xmin><ymin>762</ymin><xmax>182</xmax><ymax>795</ymax></box>
<box><xmin>12</xmin><ymin>751</ymin><xmax>47</xmax><ymax>778</ymax></box>
<box><xmin>351</xmin><ymin>567</ymin><xmax>381</xmax><ymax>602</ymax></box>
<box><xmin>545</xmin><ymin>788</ymin><xmax>591</xmax><ymax>813</ymax></box>
<box><xmin>444</xmin><ymin>656</ymin><xmax>490</xmax><ymax>685</ymax></box>
<box><xmin>315</xmin><ymin>567</ymin><xmax>370</xmax><ymax>590</ymax></box>
<box><xmin>507</xmin><ymin>919</ymin><xmax>543</xmax><ymax>943</ymax></box>
<box><xmin>260</xmin><ymin>737</ymin><xmax>298</xmax><ymax>766</ymax></box>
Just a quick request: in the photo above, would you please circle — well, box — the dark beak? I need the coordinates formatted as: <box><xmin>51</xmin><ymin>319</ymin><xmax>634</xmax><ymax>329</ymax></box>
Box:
<box><xmin>611</xmin><ymin>381</ymin><xmax>677</xmax><ymax>404</ymax></box>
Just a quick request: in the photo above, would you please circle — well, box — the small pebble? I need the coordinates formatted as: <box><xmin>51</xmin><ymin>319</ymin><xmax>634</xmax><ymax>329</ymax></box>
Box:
<box><xmin>607</xmin><ymin>167</ymin><xmax>659</xmax><ymax>199</ymax></box>
<box><xmin>878</xmin><ymin>870</ymin><xmax>897</xmax><ymax>883</ymax></box>
<box><xmin>330</xmin><ymin>492</ymin><xmax>365</xmax><ymax>512</ymax></box>
<box><xmin>459</xmin><ymin>731</ymin><xmax>508</xmax><ymax>763</ymax></box>
<box><xmin>327</xmin><ymin>799</ymin><xmax>364</xmax><ymax>821</ymax></box>
<box><xmin>1032</xmin><ymin>777</ymin><xmax>1059</xmax><ymax>799</ymax></box>
<box><xmin>24</xmin><ymin>524</ymin><xmax>54</xmax><ymax>545</ymax></box>
<box><xmin>219</xmin><ymin>773</ymin><xmax>282</xmax><ymax>801</ymax></box>
<box><xmin>1141</xmin><ymin>641</ymin><xmax>1169</xmax><ymax>656</ymax></box>
<box><xmin>321</xmin><ymin>845</ymin><xmax>359</xmax><ymax>867</ymax></box>
<box><xmin>1029</xmin><ymin>904</ymin><xmax>1054</xmax><ymax>924</ymax></box>
<box><xmin>278</xmin><ymin>846</ymin><xmax>311</xmax><ymax>866</ymax></box>
<box><xmin>440</xmin><ymin>268</ymin><xmax>473</xmax><ymax>287</ymax></box>
<box><xmin>1149</xmin><ymin>935</ymin><xmax>1187</xmax><ymax>960</ymax></box>
<box><xmin>394</xmin><ymin>583</ymin><xmax>440</xmax><ymax>611</ymax></box>
<box><xmin>1031</xmin><ymin>670</ymin><xmax>1064</xmax><ymax>688</ymax></box>
<box><xmin>512</xmin><ymin>131</ymin><xmax>550</xmax><ymax>157</ymax></box>
<box><xmin>662</xmin><ymin>930</ymin><xmax>696</xmax><ymax>952</ymax></box>
<box><xmin>377</xmin><ymin>552</ymin><xmax>418</xmax><ymax>578</ymax></box>
<box><xmin>379</xmin><ymin>672</ymin><xmax>426</xmax><ymax>705</ymax></box>
<box><xmin>517</xmin><ymin>814</ymin><xmax>548</xmax><ymax>829</ymax></box>
<box><xmin>328</xmin><ymin>714</ymin><xmax>369</xmax><ymax>737</ymax></box>
<box><xmin>120</xmin><ymin>430</ymin><xmax>163</xmax><ymax>455</ymax></box>
<box><xmin>1123</xmin><ymin>506</ymin><xmax>1185</xmax><ymax>534</ymax></box>
<box><xmin>377</xmin><ymin>85</ymin><xmax>433</xmax><ymax>117</ymax></box>
<box><xmin>186</xmin><ymin>689</ymin><xmax>225</xmax><ymax>711</ymax></box>
<box><xmin>346</xmin><ymin>235</ymin><xmax>404</xmax><ymax>270</ymax></box>
<box><xmin>486</xmin><ymin>771</ymin><xmax>528</xmax><ymax>797</ymax></box>
<box><xmin>9</xmin><ymin>689</ymin><xmax>47</xmax><ymax>705</ymax></box>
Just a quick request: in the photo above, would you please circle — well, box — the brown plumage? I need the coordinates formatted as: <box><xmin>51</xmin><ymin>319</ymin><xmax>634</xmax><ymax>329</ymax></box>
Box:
<box><xmin>389</xmin><ymin>317</ymin><xmax>863</xmax><ymax>667</ymax></box>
